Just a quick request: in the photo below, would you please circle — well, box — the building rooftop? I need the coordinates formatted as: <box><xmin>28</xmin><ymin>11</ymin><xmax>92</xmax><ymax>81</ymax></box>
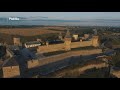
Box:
<box><xmin>48</xmin><ymin>40</ymin><xmax>64</xmax><ymax>45</ymax></box>
<box><xmin>8</xmin><ymin>45</ymin><xmax>20</xmax><ymax>51</ymax></box>
<box><xmin>25</xmin><ymin>41</ymin><xmax>41</xmax><ymax>45</ymax></box>
<box><xmin>20</xmin><ymin>48</ymin><xmax>35</xmax><ymax>60</ymax></box>
<box><xmin>2</xmin><ymin>57</ymin><xmax>19</xmax><ymax>67</ymax></box>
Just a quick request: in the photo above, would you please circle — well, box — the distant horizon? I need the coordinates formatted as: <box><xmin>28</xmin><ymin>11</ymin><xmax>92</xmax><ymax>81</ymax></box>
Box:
<box><xmin>1</xmin><ymin>12</ymin><xmax>120</xmax><ymax>26</ymax></box>
<box><xmin>0</xmin><ymin>12</ymin><xmax>120</xmax><ymax>20</ymax></box>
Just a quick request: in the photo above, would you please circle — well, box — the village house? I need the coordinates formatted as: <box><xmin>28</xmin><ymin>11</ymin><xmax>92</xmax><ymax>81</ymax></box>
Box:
<box><xmin>25</xmin><ymin>41</ymin><xmax>42</xmax><ymax>48</ymax></box>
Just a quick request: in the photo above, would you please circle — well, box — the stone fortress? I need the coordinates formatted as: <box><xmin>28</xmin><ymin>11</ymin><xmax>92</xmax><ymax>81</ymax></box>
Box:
<box><xmin>0</xmin><ymin>29</ymin><xmax>100</xmax><ymax>78</ymax></box>
<box><xmin>37</xmin><ymin>30</ymin><xmax>99</xmax><ymax>53</ymax></box>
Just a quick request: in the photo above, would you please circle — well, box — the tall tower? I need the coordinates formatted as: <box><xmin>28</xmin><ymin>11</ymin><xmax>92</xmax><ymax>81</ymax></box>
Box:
<box><xmin>64</xmin><ymin>30</ymin><xmax>71</xmax><ymax>51</ymax></box>
<box><xmin>92</xmin><ymin>35</ymin><xmax>99</xmax><ymax>47</ymax></box>
<box><xmin>37</xmin><ymin>38</ymin><xmax>42</xmax><ymax>42</ymax></box>
<box><xmin>13</xmin><ymin>37</ymin><xmax>21</xmax><ymax>46</ymax></box>
<box><xmin>58</xmin><ymin>32</ymin><xmax>63</xmax><ymax>40</ymax></box>
<box><xmin>93</xmin><ymin>29</ymin><xmax>97</xmax><ymax>35</ymax></box>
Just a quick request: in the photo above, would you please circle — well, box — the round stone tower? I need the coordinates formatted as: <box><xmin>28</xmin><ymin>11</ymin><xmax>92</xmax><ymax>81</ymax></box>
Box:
<box><xmin>13</xmin><ymin>37</ymin><xmax>21</xmax><ymax>46</ymax></box>
<box><xmin>64</xmin><ymin>30</ymin><xmax>71</xmax><ymax>51</ymax></box>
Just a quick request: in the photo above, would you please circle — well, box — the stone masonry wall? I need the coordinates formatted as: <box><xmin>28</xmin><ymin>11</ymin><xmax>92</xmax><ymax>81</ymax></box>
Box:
<box><xmin>2</xmin><ymin>66</ymin><xmax>20</xmax><ymax>78</ymax></box>
<box><xmin>37</xmin><ymin>43</ymin><xmax>64</xmax><ymax>53</ymax></box>
<box><xmin>27</xmin><ymin>60</ymin><xmax>39</xmax><ymax>69</ymax></box>
<box><xmin>71</xmin><ymin>41</ymin><xmax>92</xmax><ymax>48</ymax></box>
<box><xmin>37</xmin><ymin>41</ymin><xmax>93</xmax><ymax>53</ymax></box>
<box><xmin>78</xmin><ymin>63</ymin><xmax>106</xmax><ymax>73</ymax></box>
<box><xmin>53</xmin><ymin>63</ymin><xmax>107</xmax><ymax>78</ymax></box>
<box><xmin>27</xmin><ymin>49</ymin><xmax>102</xmax><ymax>69</ymax></box>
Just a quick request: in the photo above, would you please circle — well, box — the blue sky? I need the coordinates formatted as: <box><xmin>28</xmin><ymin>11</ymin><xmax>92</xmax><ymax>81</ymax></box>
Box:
<box><xmin>0</xmin><ymin>12</ymin><xmax>120</xmax><ymax>20</ymax></box>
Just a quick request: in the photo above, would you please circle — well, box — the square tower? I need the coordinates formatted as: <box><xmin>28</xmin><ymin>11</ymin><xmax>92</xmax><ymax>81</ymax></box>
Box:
<box><xmin>92</xmin><ymin>35</ymin><xmax>99</xmax><ymax>47</ymax></box>
<box><xmin>64</xmin><ymin>30</ymin><xmax>71</xmax><ymax>51</ymax></box>
<box><xmin>58</xmin><ymin>32</ymin><xmax>63</xmax><ymax>41</ymax></box>
<box><xmin>13</xmin><ymin>37</ymin><xmax>21</xmax><ymax>46</ymax></box>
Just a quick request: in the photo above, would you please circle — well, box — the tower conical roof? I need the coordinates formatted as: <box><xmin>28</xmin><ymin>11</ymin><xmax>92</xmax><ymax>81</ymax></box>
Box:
<box><xmin>65</xmin><ymin>30</ymin><xmax>71</xmax><ymax>38</ymax></box>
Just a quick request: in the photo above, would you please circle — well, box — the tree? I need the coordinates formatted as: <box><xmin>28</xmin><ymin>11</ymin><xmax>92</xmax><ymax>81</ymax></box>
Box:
<box><xmin>111</xmin><ymin>52</ymin><xmax>120</xmax><ymax>67</ymax></box>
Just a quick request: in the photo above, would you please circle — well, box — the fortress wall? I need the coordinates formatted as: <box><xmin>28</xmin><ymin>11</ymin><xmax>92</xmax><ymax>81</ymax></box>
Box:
<box><xmin>2</xmin><ymin>66</ymin><xmax>20</xmax><ymax>78</ymax></box>
<box><xmin>38</xmin><ymin>52</ymin><xmax>71</xmax><ymax>66</ymax></box>
<box><xmin>27</xmin><ymin>49</ymin><xmax>102</xmax><ymax>69</ymax></box>
<box><xmin>37</xmin><ymin>43</ymin><xmax>64</xmax><ymax>53</ymax></box>
<box><xmin>71</xmin><ymin>42</ymin><xmax>81</xmax><ymax>48</ymax></box>
<box><xmin>71</xmin><ymin>41</ymin><xmax>92</xmax><ymax>48</ymax></box>
<box><xmin>71</xmin><ymin>49</ymin><xmax>102</xmax><ymax>56</ymax></box>
<box><xmin>54</xmin><ymin>63</ymin><xmax>106</xmax><ymax>77</ymax></box>
<box><xmin>37</xmin><ymin>57</ymin><xmax>72</xmax><ymax>74</ymax></box>
<box><xmin>37</xmin><ymin>40</ymin><xmax>93</xmax><ymax>53</ymax></box>
<box><xmin>80</xmin><ymin>41</ymin><xmax>93</xmax><ymax>47</ymax></box>
<box><xmin>27</xmin><ymin>52</ymin><xmax>72</xmax><ymax>69</ymax></box>
<box><xmin>27</xmin><ymin>60</ymin><xmax>39</xmax><ymax>69</ymax></box>
<box><xmin>78</xmin><ymin>63</ymin><xmax>106</xmax><ymax>73</ymax></box>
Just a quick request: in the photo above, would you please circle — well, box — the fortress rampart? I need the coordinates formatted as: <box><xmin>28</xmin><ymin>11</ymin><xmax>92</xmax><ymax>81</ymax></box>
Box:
<box><xmin>71</xmin><ymin>41</ymin><xmax>92</xmax><ymax>48</ymax></box>
<box><xmin>27</xmin><ymin>49</ymin><xmax>102</xmax><ymax>69</ymax></box>
<box><xmin>37</xmin><ymin>30</ymin><xmax>99</xmax><ymax>53</ymax></box>
<box><xmin>53</xmin><ymin>63</ymin><xmax>107</xmax><ymax>78</ymax></box>
<box><xmin>37</xmin><ymin>40</ymin><xmax>94</xmax><ymax>53</ymax></box>
<box><xmin>37</xmin><ymin>43</ymin><xmax>65</xmax><ymax>53</ymax></box>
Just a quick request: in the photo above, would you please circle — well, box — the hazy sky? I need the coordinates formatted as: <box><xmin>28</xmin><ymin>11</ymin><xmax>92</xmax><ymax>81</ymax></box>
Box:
<box><xmin>0</xmin><ymin>12</ymin><xmax>120</xmax><ymax>20</ymax></box>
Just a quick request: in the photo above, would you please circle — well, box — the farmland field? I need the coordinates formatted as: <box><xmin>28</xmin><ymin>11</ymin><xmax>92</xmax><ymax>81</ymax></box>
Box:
<box><xmin>0</xmin><ymin>26</ymin><xmax>66</xmax><ymax>36</ymax></box>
